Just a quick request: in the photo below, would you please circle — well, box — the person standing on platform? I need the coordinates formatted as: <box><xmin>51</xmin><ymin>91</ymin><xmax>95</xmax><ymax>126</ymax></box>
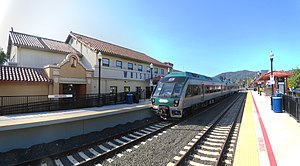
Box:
<box><xmin>259</xmin><ymin>87</ymin><xmax>262</xmax><ymax>96</ymax></box>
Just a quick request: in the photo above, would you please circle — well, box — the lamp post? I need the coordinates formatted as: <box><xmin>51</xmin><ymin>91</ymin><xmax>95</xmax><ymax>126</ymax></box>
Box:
<box><xmin>270</xmin><ymin>51</ymin><xmax>274</xmax><ymax>110</ymax></box>
<box><xmin>150</xmin><ymin>63</ymin><xmax>153</xmax><ymax>97</ymax></box>
<box><xmin>270</xmin><ymin>51</ymin><xmax>274</xmax><ymax>96</ymax></box>
<box><xmin>257</xmin><ymin>71</ymin><xmax>260</xmax><ymax>94</ymax></box>
<box><xmin>97</xmin><ymin>51</ymin><xmax>102</xmax><ymax>106</ymax></box>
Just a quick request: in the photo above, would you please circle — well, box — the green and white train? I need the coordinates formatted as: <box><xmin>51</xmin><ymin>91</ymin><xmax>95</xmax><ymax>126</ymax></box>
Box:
<box><xmin>151</xmin><ymin>72</ymin><xmax>239</xmax><ymax>119</ymax></box>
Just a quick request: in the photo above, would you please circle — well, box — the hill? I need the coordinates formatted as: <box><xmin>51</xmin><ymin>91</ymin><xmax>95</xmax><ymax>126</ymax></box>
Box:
<box><xmin>215</xmin><ymin>70</ymin><xmax>269</xmax><ymax>83</ymax></box>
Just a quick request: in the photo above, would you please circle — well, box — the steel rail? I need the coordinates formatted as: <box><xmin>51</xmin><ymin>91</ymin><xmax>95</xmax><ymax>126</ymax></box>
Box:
<box><xmin>169</xmin><ymin>93</ymin><xmax>244</xmax><ymax>166</ymax></box>
<box><xmin>215</xmin><ymin>94</ymin><xmax>246</xmax><ymax>166</ymax></box>
<box><xmin>14</xmin><ymin>119</ymin><xmax>163</xmax><ymax>166</ymax></box>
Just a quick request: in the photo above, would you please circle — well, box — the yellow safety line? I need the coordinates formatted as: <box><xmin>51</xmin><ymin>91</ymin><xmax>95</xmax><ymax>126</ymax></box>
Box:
<box><xmin>233</xmin><ymin>91</ymin><xmax>260</xmax><ymax>166</ymax></box>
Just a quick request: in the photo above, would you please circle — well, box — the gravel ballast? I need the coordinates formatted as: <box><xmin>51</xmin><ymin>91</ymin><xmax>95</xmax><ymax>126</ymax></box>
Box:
<box><xmin>100</xmin><ymin>97</ymin><xmax>237</xmax><ymax>166</ymax></box>
<box><xmin>0</xmin><ymin>117</ymin><xmax>160</xmax><ymax>166</ymax></box>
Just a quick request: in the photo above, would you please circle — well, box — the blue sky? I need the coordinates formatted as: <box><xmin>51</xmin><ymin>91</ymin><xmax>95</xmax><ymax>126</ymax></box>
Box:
<box><xmin>1</xmin><ymin>0</ymin><xmax>300</xmax><ymax>76</ymax></box>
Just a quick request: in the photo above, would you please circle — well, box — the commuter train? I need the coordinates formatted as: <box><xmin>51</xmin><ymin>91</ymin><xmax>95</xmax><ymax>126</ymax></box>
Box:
<box><xmin>151</xmin><ymin>72</ymin><xmax>239</xmax><ymax>119</ymax></box>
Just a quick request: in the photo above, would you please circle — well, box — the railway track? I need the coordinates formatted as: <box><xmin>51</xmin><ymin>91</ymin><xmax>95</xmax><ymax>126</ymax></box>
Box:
<box><xmin>14</xmin><ymin>94</ymin><xmax>244</xmax><ymax>166</ymax></box>
<box><xmin>16</xmin><ymin>106</ymin><xmax>212</xmax><ymax>166</ymax></box>
<box><xmin>168</xmin><ymin>94</ymin><xmax>245</xmax><ymax>166</ymax></box>
<box><xmin>15</xmin><ymin>120</ymin><xmax>174</xmax><ymax>166</ymax></box>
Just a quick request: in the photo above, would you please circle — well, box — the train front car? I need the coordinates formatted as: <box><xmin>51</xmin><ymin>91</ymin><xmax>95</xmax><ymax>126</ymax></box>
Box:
<box><xmin>151</xmin><ymin>74</ymin><xmax>187</xmax><ymax>119</ymax></box>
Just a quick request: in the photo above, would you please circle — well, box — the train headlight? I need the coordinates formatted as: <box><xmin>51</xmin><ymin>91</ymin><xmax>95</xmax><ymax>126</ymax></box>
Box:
<box><xmin>173</xmin><ymin>99</ymin><xmax>179</xmax><ymax>107</ymax></box>
<box><xmin>151</xmin><ymin>98</ymin><xmax>155</xmax><ymax>104</ymax></box>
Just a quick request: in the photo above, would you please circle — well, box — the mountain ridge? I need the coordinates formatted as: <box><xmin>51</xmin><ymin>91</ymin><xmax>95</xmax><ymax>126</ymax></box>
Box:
<box><xmin>215</xmin><ymin>70</ymin><xmax>269</xmax><ymax>82</ymax></box>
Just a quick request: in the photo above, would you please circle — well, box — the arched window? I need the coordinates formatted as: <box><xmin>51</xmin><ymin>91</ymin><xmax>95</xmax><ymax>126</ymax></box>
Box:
<box><xmin>71</xmin><ymin>57</ymin><xmax>77</xmax><ymax>67</ymax></box>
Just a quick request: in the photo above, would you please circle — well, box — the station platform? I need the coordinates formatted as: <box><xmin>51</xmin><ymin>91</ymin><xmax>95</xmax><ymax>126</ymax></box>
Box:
<box><xmin>0</xmin><ymin>100</ymin><xmax>152</xmax><ymax>152</ymax></box>
<box><xmin>234</xmin><ymin>91</ymin><xmax>300</xmax><ymax>166</ymax></box>
<box><xmin>0</xmin><ymin>100</ymin><xmax>151</xmax><ymax>131</ymax></box>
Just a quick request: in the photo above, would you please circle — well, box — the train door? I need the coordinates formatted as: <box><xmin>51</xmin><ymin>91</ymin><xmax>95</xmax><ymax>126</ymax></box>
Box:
<box><xmin>183</xmin><ymin>84</ymin><xmax>193</xmax><ymax>109</ymax></box>
<box><xmin>220</xmin><ymin>85</ymin><xmax>223</xmax><ymax>95</ymax></box>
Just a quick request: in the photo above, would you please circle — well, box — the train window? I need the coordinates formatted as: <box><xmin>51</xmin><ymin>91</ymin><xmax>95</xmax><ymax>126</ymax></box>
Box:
<box><xmin>185</xmin><ymin>85</ymin><xmax>193</xmax><ymax>97</ymax></box>
<box><xmin>160</xmin><ymin>83</ymin><xmax>174</xmax><ymax>96</ymax></box>
<box><xmin>153</xmin><ymin>76</ymin><xmax>186</xmax><ymax>97</ymax></box>
<box><xmin>153</xmin><ymin>84</ymin><xmax>163</xmax><ymax>96</ymax></box>
<box><xmin>198</xmin><ymin>85</ymin><xmax>202</xmax><ymax>94</ymax></box>
<box><xmin>193</xmin><ymin>85</ymin><xmax>199</xmax><ymax>96</ymax></box>
<box><xmin>173</xmin><ymin>83</ymin><xmax>183</xmax><ymax>96</ymax></box>
<box><xmin>206</xmin><ymin>86</ymin><xmax>210</xmax><ymax>93</ymax></box>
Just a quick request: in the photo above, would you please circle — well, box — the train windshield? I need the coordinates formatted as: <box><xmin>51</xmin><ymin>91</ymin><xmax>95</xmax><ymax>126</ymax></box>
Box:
<box><xmin>153</xmin><ymin>77</ymin><xmax>187</xmax><ymax>97</ymax></box>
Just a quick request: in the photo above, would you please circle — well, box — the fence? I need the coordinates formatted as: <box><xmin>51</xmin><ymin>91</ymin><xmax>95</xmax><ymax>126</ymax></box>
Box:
<box><xmin>0</xmin><ymin>92</ymin><xmax>142</xmax><ymax>116</ymax></box>
<box><xmin>283</xmin><ymin>95</ymin><xmax>300</xmax><ymax>122</ymax></box>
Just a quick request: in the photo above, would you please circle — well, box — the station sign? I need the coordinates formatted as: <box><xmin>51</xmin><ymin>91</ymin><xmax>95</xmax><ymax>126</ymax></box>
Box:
<box><xmin>48</xmin><ymin>94</ymin><xmax>73</xmax><ymax>98</ymax></box>
<box><xmin>267</xmin><ymin>80</ymin><xmax>275</xmax><ymax>85</ymax></box>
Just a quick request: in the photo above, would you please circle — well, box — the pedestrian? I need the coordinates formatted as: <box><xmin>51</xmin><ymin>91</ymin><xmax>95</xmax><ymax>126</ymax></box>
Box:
<box><xmin>259</xmin><ymin>87</ymin><xmax>262</xmax><ymax>96</ymax></box>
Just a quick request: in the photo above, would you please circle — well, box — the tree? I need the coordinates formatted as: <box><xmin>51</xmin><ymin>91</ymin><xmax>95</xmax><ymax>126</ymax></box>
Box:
<box><xmin>288</xmin><ymin>68</ymin><xmax>300</xmax><ymax>88</ymax></box>
<box><xmin>0</xmin><ymin>47</ymin><xmax>7</xmax><ymax>65</ymax></box>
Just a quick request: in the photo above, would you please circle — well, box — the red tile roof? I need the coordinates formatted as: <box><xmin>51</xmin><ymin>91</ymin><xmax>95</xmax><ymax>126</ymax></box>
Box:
<box><xmin>0</xmin><ymin>65</ymin><xmax>52</xmax><ymax>83</ymax></box>
<box><xmin>8</xmin><ymin>31</ymin><xmax>80</xmax><ymax>55</ymax></box>
<box><xmin>255</xmin><ymin>70</ymin><xmax>293</xmax><ymax>82</ymax></box>
<box><xmin>67</xmin><ymin>32</ymin><xmax>171</xmax><ymax>68</ymax></box>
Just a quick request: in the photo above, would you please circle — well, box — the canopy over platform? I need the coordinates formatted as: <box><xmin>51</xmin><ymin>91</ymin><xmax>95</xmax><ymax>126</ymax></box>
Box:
<box><xmin>254</xmin><ymin>70</ymin><xmax>293</xmax><ymax>95</ymax></box>
<box><xmin>255</xmin><ymin>70</ymin><xmax>293</xmax><ymax>83</ymax></box>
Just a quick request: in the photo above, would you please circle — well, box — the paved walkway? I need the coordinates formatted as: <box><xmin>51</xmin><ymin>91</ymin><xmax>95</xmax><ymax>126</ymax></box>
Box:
<box><xmin>0</xmin><ymin>100</ymin><xmax>151</xmax><ymax>131</ymax></box>
<box><xmin>234</xmin><ymin>91</ymin><xmax>300</xmax><ymax>166</ymax></box>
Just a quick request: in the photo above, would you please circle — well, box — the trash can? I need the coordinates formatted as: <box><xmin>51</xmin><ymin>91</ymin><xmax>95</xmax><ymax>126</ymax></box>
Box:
<box><xmin>126</xmin><ymin>93</ymin><xmax>133</xmax><ymax>104</ymax></box>
<box><xmin>272</xmin><ymin>93</ymin><xmax>283</xmax><ymax>113</ymax></box>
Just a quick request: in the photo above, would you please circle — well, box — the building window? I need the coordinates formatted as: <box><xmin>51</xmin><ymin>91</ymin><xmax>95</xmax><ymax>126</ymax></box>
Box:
<box><xmin>128</xmin><ymin>63</ymin><xmax>133</xmax><ymax>70</ymax></box>
<box><xmin>69</xmin><ymin>38</ymin><xmax>74</xmax><ymax>45</ymax></box>
<box><xmin>123</xmin><ymin>71</ymin><xmax>128</xmax><ymax>78</ymax></box>
<box><xmin>146</xmin><ymin>66</ymin><xmax>150</xmax><ymax>72</ymax></box>
<box><xmin>116</xmin><ymin>60</ymin><xmax>122</xmax><ymax>69</ymax></box>
<box><xmin>138</xmin><ymin>65</ymin><xmax>143</xmax><ymax>71</ymax></box>
<box><xmin>154</xmin><ymin>68</ymin><xmax>158</xmax><ymax>74</ymax></box>
<box><xmin>124</xmin><ymin>86</ymin><xmax>130</xmax><ymax>92</ymax></box>
<box><xmin>161</xmin><ymin>69</ymin><xmax>164</xmax><ymax>74</ymax></box>
<box><xmin>71</xmin><ymin>57</ymin><xmax>77</xmax><ymax>67</ymax></box>
<box><xmin>110</xmin><ymin>86</ymin><xmax>117</xmax><ymax>94</ymax></box>
<box><xmin>102</xmin><ymin>58</ymin><xmax>109</xmax><ymax>67</ymax></box>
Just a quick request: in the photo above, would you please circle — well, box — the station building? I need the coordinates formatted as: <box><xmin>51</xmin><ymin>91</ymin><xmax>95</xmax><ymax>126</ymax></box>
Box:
<box><xmin>66</xmin><ymin>31</ymin><xmax>172</xmax><ymax>97</ymax></box>
<box><xmin>254</xmin><ymin>70</ymin><xmax>293</xmax><ymax>96</ymax></box>
<box><xmin>1</xmin><ymin>30</ymin><xmax>173</xmax><ymax>98</ymax></box>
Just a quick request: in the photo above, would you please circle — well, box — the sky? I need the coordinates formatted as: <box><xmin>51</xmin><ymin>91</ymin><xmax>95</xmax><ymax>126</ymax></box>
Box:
<box><xmin>1</xmin><ymin>0</ymin><xmax>300</xmax><ymax>76</ymax></box>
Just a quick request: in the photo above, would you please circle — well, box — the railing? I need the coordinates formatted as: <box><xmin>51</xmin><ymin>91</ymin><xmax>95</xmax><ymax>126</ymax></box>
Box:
<box><xmin>283</xmin><ymin>95</ymin><xmax>300</xmax><ymax>122</ymax></box>
<box><xmin>0</xmin><ymin>92</ymin><xmax>143</xmax><ymax>116</ymax></box>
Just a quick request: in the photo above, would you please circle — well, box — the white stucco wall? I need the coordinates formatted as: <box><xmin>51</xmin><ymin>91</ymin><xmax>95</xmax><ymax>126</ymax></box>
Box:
<box><xmin>9</xmin><ymin>45</ymin><xmax>18</xmax><ymax>62</ymax></box>
<box><xmin>96</xmin><ymin>55</ymin><xmax>166</xmax><ymax>79</ymax></box>
<box><xmin>15</xmin><ymin>47</ymin><xmax>66</xmax><ymax>68</ymax></box>
<box><xmin>90</xmin><ymin>78</ymin><xmax>148</xmax><ymax>94</ymax></box>
<box><xmin>68</xmin><ymin>37</ymin><xmax>168</xmax><ymax>79</ymax></box>
<box><xmin>69</xmin><ymin>38</ymin><xmax>96</xmax><ymax>69</ymax></box>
